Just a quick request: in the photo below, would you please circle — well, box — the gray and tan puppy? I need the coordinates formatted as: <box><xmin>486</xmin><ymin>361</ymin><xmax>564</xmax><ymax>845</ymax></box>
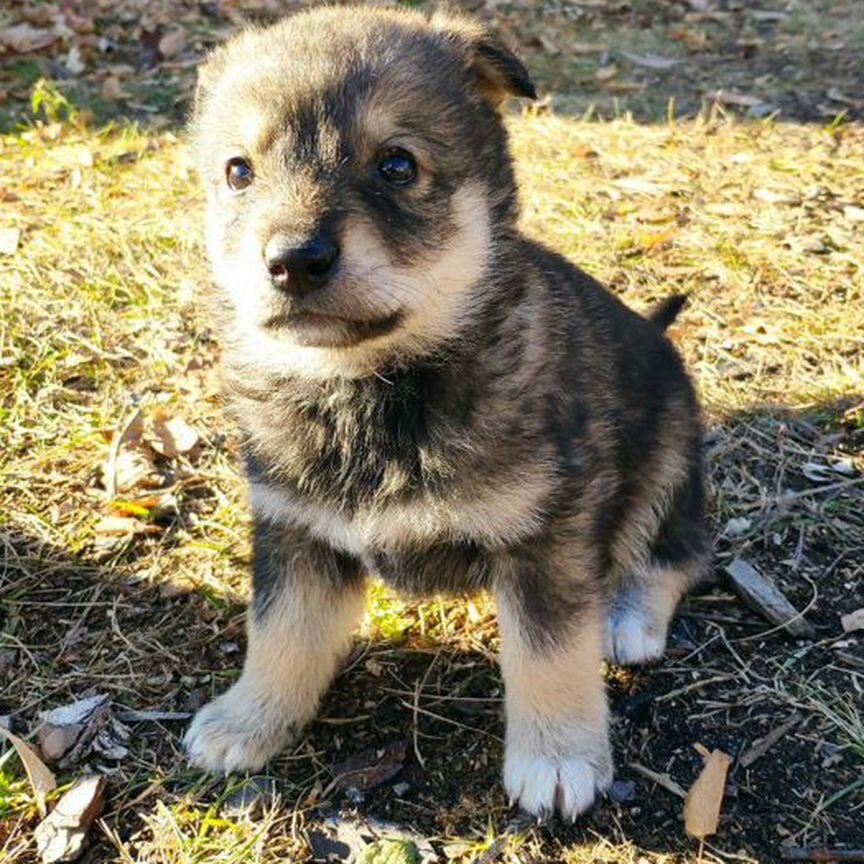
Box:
<box><xmin>183</xmin><ymin>5</ymin><xmax>709</xmax><ymax>819</ymax></box>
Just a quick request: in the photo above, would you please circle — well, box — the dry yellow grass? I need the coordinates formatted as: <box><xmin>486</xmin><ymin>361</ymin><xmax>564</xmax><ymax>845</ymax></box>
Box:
<box><xmin>2</xmin><ymin>105</ymin><xmax>863</xmax><ymax>863</ymax></box>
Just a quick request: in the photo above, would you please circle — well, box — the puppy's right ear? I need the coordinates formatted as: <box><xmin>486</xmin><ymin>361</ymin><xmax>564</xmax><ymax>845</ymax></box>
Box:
<box><xmin>431</xmin><ymin>12</ymin><xmax>536</xmax><ymax>107</ymax></box>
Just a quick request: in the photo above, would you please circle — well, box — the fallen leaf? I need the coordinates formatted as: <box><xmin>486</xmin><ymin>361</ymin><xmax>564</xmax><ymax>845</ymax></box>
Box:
<box><xmin>842</xmin><ymin>205</ymin><xmax>864</xmax><ymax>223</ymax></box>
<box><xmin>106</xmin><ymin>450</ymin><xmax>163</xmax><ymax>494</ymax></box>
<box><xmin>723</xmin><ymin>516</ymin><xmax>751</xmax><ymax>538</ymax></box>
<box><xmin>332</xmin><ymin>740</ymin><xmax>408</xmax><ymax>793</ymax></box>
<box><xmin>684</xmin><ymin>748</ymin><xmax>732</xmax><ymax>838</ymax></box>
<box><xmin>147</xmin><ymin>410</ymin><xmax>199</xmax><ymax>458</ymax></box>
<box><xmin>621</xmin><ymin>51</ymin><xmax>681</xmax><ymax>70</ymax></box>
<box><xmin>38</xmin><ymin>694</ymin><xmax>111</xmax><ymax>767</ymax></box>
<box><xmin>669</xmin><ymin>26</ymin><xmax>709</xmax><ymax>53</ymax></box>
<box><xmin>635</xmin><ymin>228</ymin><xmax>677</xmax><ymax>250</ymax></box>
<box><xmin>100</xmin><ymin>77</ymin><xmax>127</xmax><ymax>100</ymax></box>
<box><xmin>841</xmin><ymin>608</ymin><xmax>864</xmax><ymax>633</ymax></box>
<box><xmin>0</xmin><ymin>227</ymin><xmax>21</xmax><ymax>255</ymax></box>
<box><xmin>34</xmin><ymin>774</ymin><xmax>106</xmax><ymax>864</ymax></box>
<box><xmin>158</xmin><ymin>29</ymin><xmax>187</xmax><ymax>59</ymax></box>
<box><xmin>0</xmin><ymin>23</ymin><xmax>62</xmax><ymax>53</ymax></box>
<box><xmin>0</xmin><ymin>727</ymin><xmax>57</xmax><ymax>816</ymax></box>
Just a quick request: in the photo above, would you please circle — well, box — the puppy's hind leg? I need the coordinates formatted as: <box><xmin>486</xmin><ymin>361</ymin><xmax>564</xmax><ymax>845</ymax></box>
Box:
<box><xmin>494</xmin><ymin>547</ymin><xmax>613</xmax><ymax>821</ymax></box>
<box><xmin>185</xmin><ymin>521</ymin><xmax>365</xmax><ymax>773</ymax></box>
<box><xmin>607</xmin><ymin>464</ymin><xmax>709</xmax><ymax>666</ymax></box>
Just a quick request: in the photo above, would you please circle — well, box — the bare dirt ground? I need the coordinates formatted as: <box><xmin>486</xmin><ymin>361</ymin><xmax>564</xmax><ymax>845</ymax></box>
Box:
<box><xmin>1</xmin><ymin>2</ymin><xmax>863</xmax><ymax>863</ymax></box>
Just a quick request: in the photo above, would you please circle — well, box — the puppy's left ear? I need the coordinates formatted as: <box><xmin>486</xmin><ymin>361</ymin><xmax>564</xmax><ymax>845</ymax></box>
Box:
<box><xmin>432</xmin><ymin>12</ymin><xmax>537</xmax><ymax>106</ymax></box>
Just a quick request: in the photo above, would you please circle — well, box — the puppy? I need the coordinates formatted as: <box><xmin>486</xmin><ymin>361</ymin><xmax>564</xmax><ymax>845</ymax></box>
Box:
<box><xmin>183</xmin><ymin>6</ymin><xmax>709</xmax><ymax>820</ymax></box>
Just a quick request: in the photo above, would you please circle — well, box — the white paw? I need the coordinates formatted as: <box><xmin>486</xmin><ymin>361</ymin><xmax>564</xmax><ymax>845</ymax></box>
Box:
<box><xmin>504</xmin><ymin>745</ymin><xmax>613</xmax><ymax>820</ymax></box>
<box><xmin>184</xmin><ymin>684</ymin><xmax>297</xmax><ymax>774</ymax></box>
<box><xmin>606</xmin><ymin>607</ymin><xmax>666</xmax><ymax>665</ymax></box>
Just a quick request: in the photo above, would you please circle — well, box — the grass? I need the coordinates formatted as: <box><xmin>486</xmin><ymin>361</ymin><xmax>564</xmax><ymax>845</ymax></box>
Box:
<box><xmin>2</xmin><ymin>51</ymin><xmax>864</xmax><ymax>864</ymax></box>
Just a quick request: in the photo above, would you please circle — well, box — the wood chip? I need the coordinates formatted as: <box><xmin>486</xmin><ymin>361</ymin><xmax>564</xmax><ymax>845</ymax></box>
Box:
<box><xmin>34</xmin><ymin>774</ymin><xmax>106</xmax><ymax>864</ymax></box>
<box><xmin>723</xmin><ymin>559</ymin><xmax>815</xmax><ymax>638</ymax></box>
<box><xmin>684</xmin><ymin>748</ymin><xmax>732</xmax><ymax>838</ymax></box>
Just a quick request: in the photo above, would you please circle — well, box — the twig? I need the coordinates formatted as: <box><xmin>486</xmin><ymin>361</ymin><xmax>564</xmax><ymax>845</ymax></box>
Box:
<box><xmin>628</xmin><ymin>762</ymin><xmax>687</xmax><ymax>798</ymax></box>
<box><xmin>780</xmin><ymin>848</ymin><xmax>864</xmax><ymax>862</ymax></box>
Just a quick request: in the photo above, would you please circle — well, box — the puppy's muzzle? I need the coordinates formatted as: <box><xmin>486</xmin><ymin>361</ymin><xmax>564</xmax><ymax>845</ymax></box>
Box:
<box><xmin>265</xmin><ymin>232</ymin><xmax>340</xmax><ymax>297</ymax></box>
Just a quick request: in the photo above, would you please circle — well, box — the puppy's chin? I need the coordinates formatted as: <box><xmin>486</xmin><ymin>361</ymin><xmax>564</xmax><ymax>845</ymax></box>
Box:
<box><xmin>263</xmin><ymin>311</ymin><xmax>403</xmax><ymax>348</ymax></box>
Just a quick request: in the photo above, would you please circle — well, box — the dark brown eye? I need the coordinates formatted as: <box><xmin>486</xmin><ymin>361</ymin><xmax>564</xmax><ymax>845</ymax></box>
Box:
<box><xmin>377</xmin><ymin>148</ymin><xmax>417</xmax><ymax>186</ymax></box>
<box><xmin>226</xmin><ymin>157</ymin><xmax>254</xmax><ymax>190</ymax></box>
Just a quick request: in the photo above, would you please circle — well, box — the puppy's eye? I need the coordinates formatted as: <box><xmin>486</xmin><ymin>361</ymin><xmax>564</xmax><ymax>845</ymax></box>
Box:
<box><xmin>226</xmin><ymin>157</ymin><xmax>254</xmax><ymax>191</ymax></box>
<box><xmin>377</xmin><ymin>148</ymin><xmax>417</xmax><ymax>186</ymax></box>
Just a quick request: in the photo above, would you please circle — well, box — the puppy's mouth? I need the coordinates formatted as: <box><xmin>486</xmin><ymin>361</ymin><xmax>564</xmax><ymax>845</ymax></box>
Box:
<box><xmin>263</xmin><ymin>310</ymin><xmax>403</xmax><ymax>347</ymax></box>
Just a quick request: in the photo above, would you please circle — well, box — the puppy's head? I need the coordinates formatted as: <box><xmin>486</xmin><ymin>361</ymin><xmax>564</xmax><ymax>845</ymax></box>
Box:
<box><xmin>190</xmin><ymin>7</ymin><xmax>534</xmax><ymax>378</ymax></box>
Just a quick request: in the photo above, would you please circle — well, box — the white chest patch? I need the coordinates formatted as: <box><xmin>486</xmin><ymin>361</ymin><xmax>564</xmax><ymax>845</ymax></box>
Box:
<box><xmin>248</xmin><ymin>467</ymin><xmax>553</xmax><ymax>558</ymax></box>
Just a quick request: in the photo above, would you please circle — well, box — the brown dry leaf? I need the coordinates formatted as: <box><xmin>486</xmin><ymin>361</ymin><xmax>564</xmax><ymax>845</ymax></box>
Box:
<box><xmin>37</xmin><ymin>694</ymin><xmax>111</xmax><ymax>767</ymax></box>
<box><xmin>108</xmin><ymin>449</ymin><xmax>163</xmax><ymax>494</ymax></box>
<box><xmin>0</xmin><ymin>227</ymin><xmax>21</xmax><ymax>255</ymax></box>
<box><xmin>101</xmin><ymin>76</ymin><xmax>128</xmax><ymax>100</ymax></box>
<box><xmin>668</xmin><ymin>26</ymin><xmax>709</xmax><ymax>53</ymax></box>
<box><xmin>148</xmin><ymin>409</ymin><xmax>199</xmax><ymax>458</ymax></box>
<box><xmin>635</xmin><ymin>228</ymin><xmax>677</xmax><ymax>250</ymax></box>
<box><xmin>841</xmin><ymin>608</ymin><xmax>864</xmax><ymax>633</ymax></box>
<box><xmin>34</xmin><ymin>775</ymin><xmax>106</xmax><ymax>864</ymax></box>
<box><xmin>595</xmin><ymin>64</ymin><xmax>618</xmax><ymax>82</ymax></box>
<box><xmin>0</xmin><ymin>727</ymin><xmax>57</xmax><ymax>817</ymax></box>
<box><xmin>683</xmin><ymin>747</ymin><xmax>732</xmax><ymax>838</ymax></box>
<box><xmin>0</xmin><ymin>23</ymin><xmax>62</xmax><ymax>53</ymax></box>
<box><xmin>332</xmin><ymin>740</ymin><xmax>408</xmax><ymax>792</ymax></box>
<box><xmin>158</xmin><ymin>29</ymin><xmax>187</xmax><ymax>59</ymax></box>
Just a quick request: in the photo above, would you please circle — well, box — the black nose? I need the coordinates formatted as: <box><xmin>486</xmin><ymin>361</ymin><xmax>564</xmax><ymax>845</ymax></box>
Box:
<box><xmin>265</xmin><ymin>233</ymin><xmax>340</xmax><ymax>294</ymax></box>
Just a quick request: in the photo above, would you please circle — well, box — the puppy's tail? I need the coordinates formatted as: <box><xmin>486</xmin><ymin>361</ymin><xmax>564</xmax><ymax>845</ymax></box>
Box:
<box><xmin>646</xmin><ymin>293</ymin><xmax>688</xmax><ymax>331</ymax></box>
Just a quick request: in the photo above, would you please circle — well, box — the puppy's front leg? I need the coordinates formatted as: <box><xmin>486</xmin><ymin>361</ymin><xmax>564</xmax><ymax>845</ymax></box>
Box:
<box><xmin>185</xmin><ymin>522</ymin><xmax>365</xmax><ymax>773</ymax></box>
<box><xmin>495</xmin><ymin>561</ymin><xmax>613</xmax><ymax>820</ymax></box>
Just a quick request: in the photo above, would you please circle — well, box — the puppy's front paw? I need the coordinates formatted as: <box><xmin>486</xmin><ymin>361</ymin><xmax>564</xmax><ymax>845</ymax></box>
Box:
<box><xmin>504</xmin><ymin>737</ymin><xmax>613</xmax><ymax>820</ymax></box>
<box><xmin>606</xmin><ymin>605</ymin><xmax>666</xmax><ymax>666</ymax></box>
<box><xmin>184</xmin><ymin>684</ymin><xmax>297</xmax><ymax>774</ymax></box>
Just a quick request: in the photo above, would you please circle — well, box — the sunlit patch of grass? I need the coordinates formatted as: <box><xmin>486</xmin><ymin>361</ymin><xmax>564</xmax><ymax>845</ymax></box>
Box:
<box><xmin>110</xmin><ymin>798</ymin><xmax>295</xmax><ymax>864</ymax></box>
<box><xmin>3</xmin><ymin>101</ymin><xmax>863</xmax><ymax>862</ymax></box>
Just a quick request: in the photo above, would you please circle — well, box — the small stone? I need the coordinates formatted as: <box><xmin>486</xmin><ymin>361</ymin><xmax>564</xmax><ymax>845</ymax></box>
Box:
<box><xmin>608</xmin><ymin>779</ymin><xmax>637</xmax><ymax>804</ymax></box>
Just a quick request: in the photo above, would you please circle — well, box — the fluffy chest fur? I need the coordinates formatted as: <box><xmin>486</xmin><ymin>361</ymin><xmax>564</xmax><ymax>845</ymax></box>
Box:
<box><xmin>228</xmin><ymin>355</ymin><xmax>561</xmax><ymax>590</ymax></box>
